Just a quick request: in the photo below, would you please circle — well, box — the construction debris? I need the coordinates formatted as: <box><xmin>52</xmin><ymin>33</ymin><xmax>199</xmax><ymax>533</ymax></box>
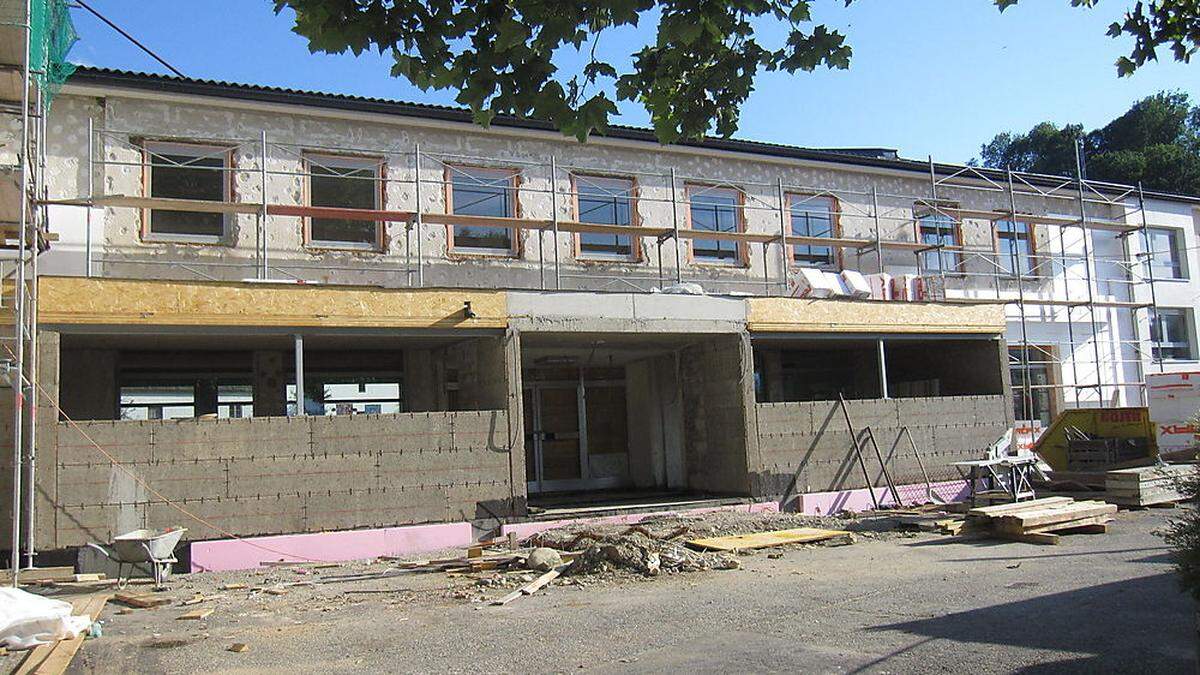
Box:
<box><xmin>176</xmin><ymin>607</ymin><xmax>214</xmax><ymax>621</ymax></box>
<box><xmin>967</xmin><ymin>497</ymin><xmax>1117</xmax><ymax>545</ymax></box>
<box><xmin>490</xmin><ymin>565</ymin><xmax>567</xmax><ymax>606</ymax></box>
<box><xmin>112</xmin><ymin>591</ymin><xmax>171</xmax><ymax>609</ymax></box>
<box><xmin>525</xmin><ymin>547</ymin><xmax>563</xmax><ymax>572</ymax></box>
<box><xmin>228</xmin><ymin>643</ymin><xmax>249</xmax><ymax>653</ymax></box>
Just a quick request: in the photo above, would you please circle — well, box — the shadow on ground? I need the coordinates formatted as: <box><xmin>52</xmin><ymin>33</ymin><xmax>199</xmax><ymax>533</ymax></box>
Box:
<box><xmin>865</xmin><ymin>572</ymin><xmax>1193</xmax><ymax>673</ymax></box>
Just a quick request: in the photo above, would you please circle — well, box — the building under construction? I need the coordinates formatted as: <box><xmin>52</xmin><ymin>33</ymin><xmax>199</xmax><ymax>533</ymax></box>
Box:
<box><xmin>3</xmin><ymin>7</ymin><xmax>1200</xmax><ymax>569</ymax></box>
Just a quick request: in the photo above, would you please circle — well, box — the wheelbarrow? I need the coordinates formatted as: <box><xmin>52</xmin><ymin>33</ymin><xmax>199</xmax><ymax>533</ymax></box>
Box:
<box><xmin>87</xmin><ymin>527</ymin><xmax>187</xmax><ymax>589</ymax></box>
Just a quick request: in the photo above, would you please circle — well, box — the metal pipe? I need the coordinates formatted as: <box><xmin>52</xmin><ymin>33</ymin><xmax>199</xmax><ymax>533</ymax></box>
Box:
<box><xmin>24</xmin><ymin>88</ymin><xmax>44</xmax><ymax>569</ymax></box>
<box><xmin>1074</xmin><ymin>141</ymin><xmax>1105</xmax><ymax>404</ymax></box>
<box><xmin>1007</xmin><ymin>170</ymin><xmax>1034</xmax><ymax>424</ymax></box>
<box><xmin>550</xmin><ymin>156</ymin><xmax>561</xmax><ymax>289</ymax></box>
<box><xmin>413</xmin><ymin>143</ymin><xmax>424</xmax><ymax>287</ymax></box>
<box><xmin>293</xmin><ymin>334</ymin><xmax>305</xmax><ymax>416</ymax></box>
<box><xmin>776</xmin><ymin>177</ymin><xmax>790</xmax><ymax>293</ymax></box>
<box><xmin>871</xmin><ymin>186</ymin><xmax>883</xmax><ymax>273</ymax></box>
<box><xmin>10</xmin><ymin>0</ymin><xmax>31</xmax><ymax>584</ymax></box>
<box><xmin>259</xmin><ymin>130</ymin><xmax>268</xmax><ymax>280</ymax></box>
<box><xmin>1137</xmin><ymin>183</ymin><xmax>1163</xmax><ymax>374</ymax></box>
<box><xmin>669</xmin><ymin>168</ymin><xmax>682</xmax><ymax>284</ymax></box>
<box><xmin>877</xmin><ymin>338</ymin><xmax>889</xmax><ymax>399</ymax></box>
<box><xmin>85</xmin><ymin>116</ymin><xmax>93</xmax><ymax>278</ymax></box>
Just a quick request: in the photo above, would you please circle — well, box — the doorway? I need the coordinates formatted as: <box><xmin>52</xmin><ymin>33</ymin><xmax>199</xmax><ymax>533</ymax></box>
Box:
<box><xmin>524</xmin><ymin>379</ymin><xmax>630</xmax><ymax>493</ymax></box>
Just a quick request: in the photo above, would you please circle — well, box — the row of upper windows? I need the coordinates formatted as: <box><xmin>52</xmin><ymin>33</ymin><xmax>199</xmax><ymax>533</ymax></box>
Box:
<box><xmin>138</xmin><ymin>142</ymin><xmax>1188</xmax><ymax>277</ymax></box>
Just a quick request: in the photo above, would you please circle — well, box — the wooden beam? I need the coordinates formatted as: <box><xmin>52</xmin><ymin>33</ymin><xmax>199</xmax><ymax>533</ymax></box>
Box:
<box><xmin>266</xmin><ymin>204</ymin><xmax>416</xmax><ymax>222</ymax></box>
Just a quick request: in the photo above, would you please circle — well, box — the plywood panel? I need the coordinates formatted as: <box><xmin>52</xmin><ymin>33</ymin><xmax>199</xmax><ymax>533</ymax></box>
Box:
<box><xmin>747</xmin><ymin>297</ymin><xmax>1004</xmax><ymax>334</ymax></box>
<box><xmin>38</xmin><ymin>276</ymin><xmax>507</xmax><ymax>329</ymax></box>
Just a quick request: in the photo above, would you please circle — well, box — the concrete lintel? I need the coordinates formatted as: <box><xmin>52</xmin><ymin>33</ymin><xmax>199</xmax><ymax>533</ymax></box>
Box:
<box><xmin>508</xmin><ymin>290</ymin><xmax>745</xmax><ymax>334</ymax></box>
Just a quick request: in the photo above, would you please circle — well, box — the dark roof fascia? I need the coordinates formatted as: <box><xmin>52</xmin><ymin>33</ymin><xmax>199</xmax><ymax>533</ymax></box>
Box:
<box><xmin>65</xmin><ymin>67</ymin><xmax>1200</xmax><ymax>206</ymax></box>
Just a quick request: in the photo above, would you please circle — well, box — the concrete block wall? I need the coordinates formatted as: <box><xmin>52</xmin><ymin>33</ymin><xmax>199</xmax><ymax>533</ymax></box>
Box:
<box><xmin>751</xmin><ymin>395</ymin><xmax>1011</xmax><ymax>502</ymax></box>
<box><xmin>44</xmin><ymin>409</ymin><xmax>516</xmax><ymax>549</ymax></box>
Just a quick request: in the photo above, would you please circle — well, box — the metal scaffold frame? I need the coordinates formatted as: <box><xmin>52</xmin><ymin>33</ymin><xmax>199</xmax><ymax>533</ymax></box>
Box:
<box><xmin>18</xmin><ymin>114</ymin><xmax>1178</xmax><ymax>563</ymax></box>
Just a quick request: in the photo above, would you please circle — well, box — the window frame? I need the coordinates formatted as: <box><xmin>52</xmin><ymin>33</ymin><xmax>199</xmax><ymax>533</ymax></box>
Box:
<box><xmin>1009</xmin><ymin>344</ymin><xmax>1057</xmax><ymax>425</ymax></box>
<box><xmin>1150</xmin><ymin>307</ymin><xmax>1196</xmax><ymax>361</ymax></box>
<box><xmin>570</xmin><ymin>173</ymin><xmax>642</xmax><ymax>263</ymax></box>
<box><xmin>444</xmin><ymin>163</ymin><xmax>522</xmax><ymax>258</ymax></box>
<box><xmin>995</xmin><ymin>218</ymin><xmax>1038</xmax><ymax>277</ymax></box>
<box><xmin>785</xmin><ymin>192</ymin><xmax>841</xmax><ymax>270</ymax></box>
<box><xmin>301</xmin><ymin>151</ymin><xmax>387</xmax><ymax>252</ymax></box>
<box><xmin>684</xmin><ymin>183</ymin><xmax>747</xmax><ymax>267</ymax></box>
<box><xmin>140</xmin><ymin>140</ymin><xmax>235</xmax><ymax>245</ymax></box>
<box><xmin>913</xmin><ymin>202</ymin><xmax>963</xmax><ymax>274</ymax></box>
<box><xmin>1145</xmin><ymin>226</ymin><xmax>1187</xmax><ymax>281</ymax></box>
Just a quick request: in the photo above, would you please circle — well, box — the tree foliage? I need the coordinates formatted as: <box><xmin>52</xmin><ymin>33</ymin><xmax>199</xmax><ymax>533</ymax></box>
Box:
<box><xmin>977</xmin><ymin>92</ymin><xmax>1200</xmax><ymax>195</ymax></box>
<box><xmin>274</xmin><ymin>1</ymin><xmax>1200</xmax><ymax>143</ymax></box>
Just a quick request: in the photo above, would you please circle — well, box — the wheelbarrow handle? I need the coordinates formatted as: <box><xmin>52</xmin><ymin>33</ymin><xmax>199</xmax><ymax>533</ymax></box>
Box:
<box><xmin>86</xmin><ymin>541</ymin><xmax>116</xmax><ymax>560</ymax></box>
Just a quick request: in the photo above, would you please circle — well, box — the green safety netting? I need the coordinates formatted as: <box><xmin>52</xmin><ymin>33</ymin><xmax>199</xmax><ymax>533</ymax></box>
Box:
<box><xmin>28</xmin><ymin>0</ymin><xmax>77</xmax><ymax>110</ymax></box>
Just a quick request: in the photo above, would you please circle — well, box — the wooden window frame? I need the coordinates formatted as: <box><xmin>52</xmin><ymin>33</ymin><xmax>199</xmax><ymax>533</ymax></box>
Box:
<box><xmin>140</xmin><ymin>140</ymin><xmax>236</xmax><ymax>245</ymax></box>
<box><xmin>784</xmin><ymin>192</ymin><xmax>842</xmax><ymax>270</ymax></box>
<box><xmin>913</xmin><ymin>202</ymin><xmax>964</xmax><ymax>274</ymax></box>
<box><xmin>570</xmin><ymin>173</ymin><xmax>642</xmax><ymax>263</ymax></box>
<box><xmin>301</xmin><ymin>152</ymin><xmax>387</xmax><ymax>252</ymax></box>
<box><xmin>444</xmin><ymin>163</ymin><xmax>522</xmax><ymax>258</ymax></box>
<box><xmin>684</xmin><ymin>182</ymin><xmax>748</xmax><ymax>267</ymax></box>
<box><xmin>994</xmin><ymin>218</ymin><xmax>1040</xmax><ymax>278</ymax></box>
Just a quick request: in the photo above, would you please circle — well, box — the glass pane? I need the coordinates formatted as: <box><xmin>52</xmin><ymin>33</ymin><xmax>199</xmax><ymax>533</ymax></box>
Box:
<box><xmin>577</xmin><ymin>176</ymin><xmax>634</xmax><ymax>258</ymax></box>
<box><xmin>1147</xmin><ymin>228</ymin><xmax>1183</xmax><ymax>279</ymax></box>
<box><xmin>149</xmin><ymin>151</ymin><xmax>226</xmax><ymax>237</ymax></box>
<box><xmin>451</xmin><ymin>169</ymin><xmax>516</xmax><ymax>251</ymax></box>
<box><xmin>690</xmin><ymin>190</ymin><xmax>740</xmax><ymax>262</ymax></box>
<box><xmin>309</xmin><ymin>161</ymin><xmax>379</xmax><ymax>245</ymax></box>
<box><xmin>919</xmin><ymin>214</ymin><xmax>958</xmax><ymax>272</ymax></box>
<box><xmin>119</xmin><ymin>385</ymin><xmax>195</xmax><ymax>420</ymax></box>
<box><xmin>790</xmin><ymin>196</ymin><xmax>834</xmax><ymax>266</ymax></box>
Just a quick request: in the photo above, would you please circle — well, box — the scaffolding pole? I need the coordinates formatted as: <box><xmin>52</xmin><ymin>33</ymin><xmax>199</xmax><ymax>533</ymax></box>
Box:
<box><xmin>1074</xmin><ymin>141</ymin><xmax>1106</xmax><ymax>403</ymax></box>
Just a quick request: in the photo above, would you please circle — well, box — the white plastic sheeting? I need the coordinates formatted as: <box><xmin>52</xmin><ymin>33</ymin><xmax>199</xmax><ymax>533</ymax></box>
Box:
<box><xmin>0</xmin><ymin>587</ymin><xmax>91</xmax><ymax>650</ymax></box>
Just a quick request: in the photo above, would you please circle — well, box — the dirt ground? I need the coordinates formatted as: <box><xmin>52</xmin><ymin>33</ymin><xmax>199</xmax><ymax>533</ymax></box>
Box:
<box><xmin>3</xmin><ymin>507</ymin><xmax>1192</xmax><ymax>673</ymax></box>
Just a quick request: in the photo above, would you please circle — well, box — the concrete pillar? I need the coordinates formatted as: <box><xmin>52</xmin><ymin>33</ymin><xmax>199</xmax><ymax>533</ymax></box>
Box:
<box><xmin>403</xmin><ymin>348</ymin><xmax>444</xmax><ymax>412</ymax></box>
<box><xmin>252</xmin><ymin>350</ymin><xmax>286</xmax><ymax>417</ymax></box>
<box><xmin>58</xmin><ymin>348</ymin><xmax>118</xmax><ymax>420</ymax></box>
<box><xmin>679</xmin><ymin>332</ymin><xmax>756</xmax><ymax>495</ymax></box>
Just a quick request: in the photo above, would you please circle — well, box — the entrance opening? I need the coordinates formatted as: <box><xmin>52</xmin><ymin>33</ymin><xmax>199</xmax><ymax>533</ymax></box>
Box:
<box><xmin>521</xmin><ymin>334</ymin><xmax>691</xmax><ymax>502</ymax></box>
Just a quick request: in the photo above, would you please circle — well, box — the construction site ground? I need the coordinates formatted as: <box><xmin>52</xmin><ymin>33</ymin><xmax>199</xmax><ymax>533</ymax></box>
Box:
<box><xmin>5</xmin><ymin>507</ymin><xmax>1191</xmax><ymax>674</ymax></box>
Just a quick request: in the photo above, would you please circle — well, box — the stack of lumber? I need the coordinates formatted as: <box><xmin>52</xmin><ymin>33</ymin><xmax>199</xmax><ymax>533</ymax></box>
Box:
<box><xmin>1106</xmin><ymin>465</ymin><xmax>1194</xmax><ymax>507</ymax></box>
<box><xmin>968</xmin><ymin>497</ymin><xmax>1117</xmax><ymax>545</ymax></box>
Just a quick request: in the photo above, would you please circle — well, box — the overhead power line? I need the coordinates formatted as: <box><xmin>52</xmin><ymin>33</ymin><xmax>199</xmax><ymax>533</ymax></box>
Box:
<box><xmin>72</xmin><ymin>0</ymin><xmax>186</xmax><ymax>78</ymax></box>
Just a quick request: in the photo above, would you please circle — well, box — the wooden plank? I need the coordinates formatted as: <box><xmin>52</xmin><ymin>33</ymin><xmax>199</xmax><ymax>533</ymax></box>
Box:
<box><xmin>113</xmin><ymin>591</ymin><xmax>171</xmax><ymax>608</ymax></box>
<box><xmin>266</xmin><ymin>204</ymin><xmax>416</xmax><ymax>222</ymax></box>
<box><xmin>1051</xmin><ymin>523</ymin><xmax>1109</xmax><ymax>535</ymax></box>
<box><xmin>1027</xmin><ymin>515</ymin><xmax>1114</xmax><ymax>534</ymax></box>
<box><xmin>967</xmin><ymin>497</ymin><xmax>1074</xmax><ymax>518</ymax></box>
<box><xmin>490</xmin><ymin>566</ymin><xmax>565</xmax><ymax>606</ymax></box>
<box><xmin>995</xmin><ymin>502</ymin><xmax>1117</xmax><ymax>529</ymax></box>
<box><xmin>686</xmin><ymin>527</ymin><xmax>851</xmax><ymax>552</ymax></box>
<box><xmin>177</xmin><ymin>607</ymin><xmax>214</xmax><ymax>620</ymax></box>
<box><xmin>0</xmin><ymin>566</ymin><xmax>76</xmax><ymax>584</ymax></box>
<box><xmin>996</xmin><ymin>530</ymin><xmax>1061</xmax><ymax>545</ymax></box>
<box><xmin>89</xmin><ymin>194</ymin><xmax>263</xmax><ymax>215</ymax></box>
<box><xmin>15</xmin><ymin>592</ymin><xmax>110</xmax><ymax>675</ymax></box>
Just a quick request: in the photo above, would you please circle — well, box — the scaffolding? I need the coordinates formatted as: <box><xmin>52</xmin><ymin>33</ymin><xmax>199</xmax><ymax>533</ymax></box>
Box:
<box><xmin>17</xmin><ymin>80</ymin><xmax>1185</xmax><ymax>566</ymax></box>
<box><xmin>2</xmin><ymin>0</ymin><xmax>72</xmax><ymax>580</ymax></box>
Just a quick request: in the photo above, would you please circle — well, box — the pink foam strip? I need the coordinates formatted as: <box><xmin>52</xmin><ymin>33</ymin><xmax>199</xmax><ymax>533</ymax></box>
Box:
<box><xmin>499</xmin><ymin>500</ymin><xmax>780</xmax><ymax>540</ymax></box>
<box><xmin>794</xmin><ymin>479</ymin><xmax>971</xmax><ymax>515</ymax></box>
<box><xmin>189</xmin><ymin>522</ymin><xmax>474</xmax><ymax>573</ymax></box>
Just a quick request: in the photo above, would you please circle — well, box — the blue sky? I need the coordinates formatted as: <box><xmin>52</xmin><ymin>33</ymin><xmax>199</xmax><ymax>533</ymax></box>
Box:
<box><xmin>68</xmin><ymin>1</ymin><xmax>1198</xmax><ymax>164</ymax></box>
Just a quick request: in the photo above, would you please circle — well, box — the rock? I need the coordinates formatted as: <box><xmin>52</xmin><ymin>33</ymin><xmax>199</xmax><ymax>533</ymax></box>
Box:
<box><xmin>526</xmin><ymin>547</ymin><xmax>563</xmax><ymax>572</ymax></box>
<box><xmin>644</xmin><ymin>552</ymin><xmax>661</xmax><ymax>576</ymax></box>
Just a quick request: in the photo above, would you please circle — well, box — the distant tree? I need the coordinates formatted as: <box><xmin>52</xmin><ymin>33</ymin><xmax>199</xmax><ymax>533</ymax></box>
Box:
<box><xmin>275</xmin><ymin>1</ymin><xmax>1200</xmax><ymax>143</ymax></box>
<box><xmin>976</xmin><ymin>92</ymin><xmax>1200</xmax><ymax>195</ymax></box>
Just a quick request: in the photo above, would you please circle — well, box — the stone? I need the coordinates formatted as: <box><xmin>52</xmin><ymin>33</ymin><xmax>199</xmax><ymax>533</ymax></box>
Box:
<box><xmin>526</xmin><ymin>547</ymin><xmax>563</xmax><ymax>572</ymax></box>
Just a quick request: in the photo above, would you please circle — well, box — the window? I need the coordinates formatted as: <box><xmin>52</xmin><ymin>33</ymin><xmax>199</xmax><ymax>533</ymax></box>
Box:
<box><xmin>1009</xmin><ymin>346</ymin><xmax>1054</xmax><ymax>426</ymax></box>
<box><xmin>305</xmin><ymin>153</ymin><xmax>383</xmax><ymax>249</ymax></box>
<box><xmin>144</xmin><ymin>142</ymin><xmax>231</xmax><ymax>241</ymax></box>
<box><xmin>787</xmin><ymin>194</ymin><xmax>837</xmax><ymax>268</ymax></box>
<box><xmin>1150</xmin><ymin>308</ymin><xmax>1195</xmax><ymax>360</ymax></box>
<box><xmin>447</xmin><ymin>165</ymin><xmax>519</xmax><ymax>255</ymax></box>
<box><xmin>688</xmin><ymin>185</ymin><xmax>743</xmax><ymax>264</ymax></box>
<box><xmin>1145</xmin><ymin>227</ymin><xmax>1186</xmax><ymax>280</ymax></box>
<box><xmin>574</xmin><ymin>175</ymin><xmax>637</xmax><ymax>260</ymax></box>
<box><xmin>997</xmin><ymin>219</ymin><xmax>1035</xmax><ymax>276</ymax></box>
<box><xmin>287</xmin><ymin>377</ymin><xmax>403</xmax><ymax>416</ymax></box>
<box><xmin>915</xmin><ymin>205</ymin><xmax>961</xmax><ymax>273</ymax></box>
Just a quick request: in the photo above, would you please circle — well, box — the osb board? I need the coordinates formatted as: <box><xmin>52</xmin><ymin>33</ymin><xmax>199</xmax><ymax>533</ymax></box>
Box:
<box><xmin>687</xmin><ymin>527</ymin><xmax>851</xmax><ymax>551</ymax></box>
<box><xmin>747</xmin><ymin>297</ymin><xmax>1005</xmax><ymax>334</ymax></box>
<box><xmin>37</xmin><ymin>277</ymin><xmax>507</xmax><ymax>329</ymax></box>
